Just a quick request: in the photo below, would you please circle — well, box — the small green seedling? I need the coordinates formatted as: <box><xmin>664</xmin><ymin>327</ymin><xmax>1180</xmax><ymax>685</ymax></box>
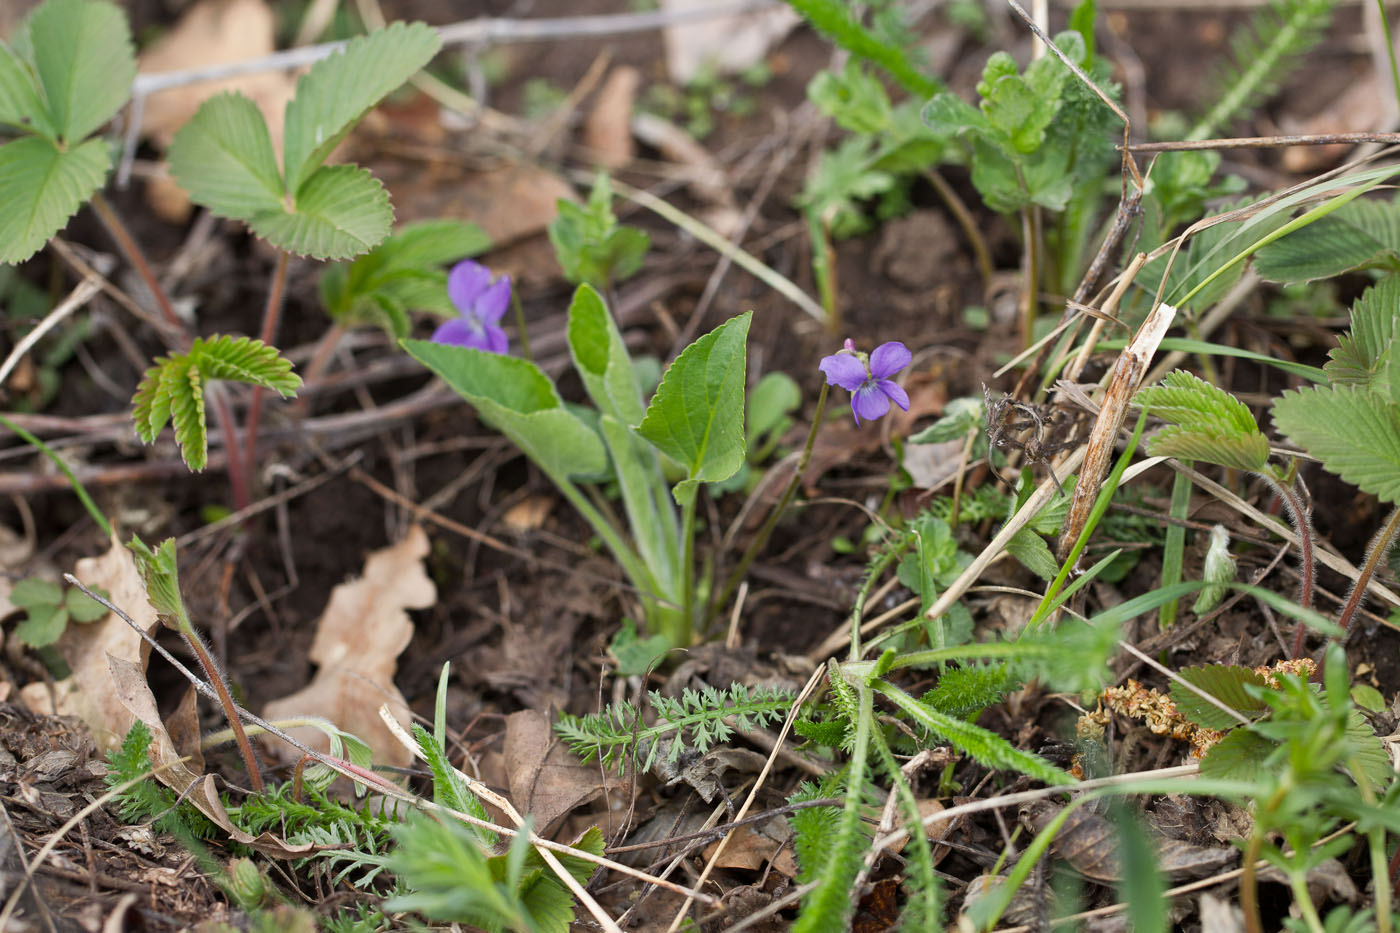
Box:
<box><xmin>10</xmin><ymin>577</ymin><xmax>108</xmax><ymax>647</ymax></box>
<box><xmin>547</xmin><ymin>173</ymin><xmax>649</xmax><ymax>291</ymax></box>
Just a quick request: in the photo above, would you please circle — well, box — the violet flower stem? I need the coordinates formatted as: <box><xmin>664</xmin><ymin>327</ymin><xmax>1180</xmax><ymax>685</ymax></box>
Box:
<box><xmin>509</xmin><ymin>288</ymin><xmax>532</xmax><ymax>363</ymax></box>
<box><xmin>1336</xmin><ymin>506</ymin><xmax>1400</xmax><ymax>640</ymax></box>
<box><xmin>242</xmin><ymin>251</ymin><xmax>291</xmax><ymax>500</ymax></box>
<box><xmin>716</xmin><ymin>383</ymin><xmax>829</xmax><ymax>615</ymax></box>
<box><xmin>88</xmin><ymin>192</ymin><xmax>186</xmax><ymax>335</ymax></box>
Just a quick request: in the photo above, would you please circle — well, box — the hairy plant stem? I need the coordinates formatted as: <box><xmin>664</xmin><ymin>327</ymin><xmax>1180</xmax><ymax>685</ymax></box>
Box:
<box><xmin>1019</xmin><ymin>205</ymin><xmax>1042</xmax><ymax>351</ymax></box>
<box><xmin>850</xmin><ymin>545</ymin><xmax>902</xmax><ymax>661</ymax></box>
<box><xmin>1270</xmin><ymin>476</ymin><xmax>1317</xmax><ymax>659</ymax></box>
<box><xmin>207</xmin><ymin>385</ymin><xmax>251</xmax><ymax>513</ymax></box>
<box><xmin>88</xmin><ymin>192</ymin><xmax>186</xmax><ymax>334</ymax></box>
<box><xmin>715</xmin><ymin>383</ymin><xmax>829</xmax><ymax>615</ymax></box>
<box><xmin>241</xmin><ymin>251</ymin><xmax>291</xmax><ymax>500</ymax></box>
<box><xmin>178</xmin><ymin>618</ymin><xmax>264</xmax><ymax>793</ymax></box>
<box><xmin>1336</xmin><ymin>506</ymin><xmax>1400</xmax><ymax>640</ymax></box>
<box><xmin>923</xmin><ymin>169</ymin><xmax>993</xmax><ymax>294</ymax></box>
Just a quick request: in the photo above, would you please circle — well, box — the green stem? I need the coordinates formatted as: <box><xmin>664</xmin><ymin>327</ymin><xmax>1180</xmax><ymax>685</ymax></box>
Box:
<box><xmin>716</xmin><ymin>383</ymin><xmax>829</xmax><ymax>614</ymax></box>
<box><xmin>552</xmin><ymin>476</ymin><xmax>664</xmax><ymax>635</ymax></box>
<box><xmin>509</xmin><ymin>288</ymin><xmax>532</xmax><ymax>363</ymax></box>
<box><xmin>1350</xmin><ymin>750</ymin><xmax>1392</xmax><ymax>933</ymax></box>
<box><xmin>679</xmin><ymin>493</ymin><xmax>698</xmax><ymax>648</ymax></box>
<box><xmin>1287</xmin><ymin>869</ymin><xmax>1327</xmax><ymax>933</ymax></box>
<box><xmin>241</xmin><ymin>251</ymin><xmax>291</xmax><ymax>501</ymax></box>
<box><xmin>1158</xmin><ymin>463</ymin><xmax>1193</xmax><ymax>628</ymax></box>
<box><xmin>1241</xmin><ymin>828</ymin><xmax>1265</xmax><ymax>933</ymax></box>
<box><xmin>851</xmin><ymin>544</ymin><xmax>903</xmax><ymax>662</ymax></box>
<box><xmin>1336</xmin><ymin>506</ymin><xmax>1400</xmax><ymax>640</ymax></box>
<box><xmin>0</xmin><ymin>414</ymin><xmax>111</xmax><ymax>539</ymax></box>
<box><xmin>1380</xmin><ymin>1</ymin><xmax>1400</xmax><ymax>122</ymax></box>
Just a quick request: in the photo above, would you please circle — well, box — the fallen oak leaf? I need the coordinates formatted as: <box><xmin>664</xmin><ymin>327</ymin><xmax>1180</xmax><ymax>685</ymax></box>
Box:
<box><xmin>262</xmin><ymin>525</ymin><xmax>434</xmax><ymax>771</ymax></box>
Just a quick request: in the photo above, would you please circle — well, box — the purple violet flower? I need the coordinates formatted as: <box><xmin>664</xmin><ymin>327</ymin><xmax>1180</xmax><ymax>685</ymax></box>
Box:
<box><xmin>819</xmin><ymin>339</ymin><xmax>911</xmax><ymax>425</ymax></box>
<box><xmin>431</xmin><ymin>260</ymin><xmax>512</xmax><ymax>354</ymax></box>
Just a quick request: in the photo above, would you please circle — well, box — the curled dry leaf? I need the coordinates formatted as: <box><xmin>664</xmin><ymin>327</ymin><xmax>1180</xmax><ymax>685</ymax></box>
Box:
<box><xmin>583</xmin><ymin>66</ymin><xmax>640</xmax><ymax>170</ymax></box>
<box><xmin>504</xmin><ymin>708</ymin><xmax>626</xmax><ymax>837</ymax></box>
<box><xmin>262</xmin><ymin>525</ymin><xmax>434</xmax><ymax>771</ymax></box>
<box><xmin>702</xmin><ymin>819</ymin><xmax>799</xmax><ymax>876</ymax></box>
<box><xmin>18</xmin><ymin>532</ymin><xmax>155</xmax><ymax>751</ymax></box>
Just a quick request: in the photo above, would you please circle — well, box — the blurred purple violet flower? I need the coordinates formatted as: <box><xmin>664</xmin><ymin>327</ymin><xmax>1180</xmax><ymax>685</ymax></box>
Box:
<box><xmin>431</xmin><ymin>260</ymin><xmax>512</xmax><ymax>353</ymax></box>
<box><xmin>819</xmin><ymin>339</ymin><xmax>911</xmax><ymax>425</ymax></box>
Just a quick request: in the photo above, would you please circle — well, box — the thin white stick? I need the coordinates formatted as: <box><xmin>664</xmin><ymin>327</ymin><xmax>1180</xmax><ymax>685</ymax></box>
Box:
<box><xmin>0</xmin><ymin>273</ymin><xmax>104</xmax><ymax>387</ymax></box>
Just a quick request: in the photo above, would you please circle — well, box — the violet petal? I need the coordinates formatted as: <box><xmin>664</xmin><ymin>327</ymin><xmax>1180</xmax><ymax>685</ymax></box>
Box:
<box><xmin>869</xmin><ymin>341</ymin><xmax>911</xmax><ymax>380</ymax></box>
<box><xmin>483</xmin><ymin>323</ymin><xmax>510</xmax><ymax>354</ymax></box>
<box><xmin>447</xmin><ymin>260</ymin><xmax>492</xmax><ymax>311</ymax></box>
<box><xmin>431</xmin><ymin>316</ymin><xmax>489</xmax><ymax>350</ymax></box>
<box><xmin>475</xmin><ymin>276</ymin><xmax>512</xmax><ymax>324</ymax></box>
<box><xmin>852</xmin><ymin>383</ymin><xmax>892</xmax><ymax>423</ymax></box>
<box><xmin>819</xmin><ymin>353</ymin><xmax>868</xmax><ymax>392</ymax></box>
<box><xmin>878</xmin><ymin>380</ymin><xmax>909</xmax><ymax>411</ymax></box>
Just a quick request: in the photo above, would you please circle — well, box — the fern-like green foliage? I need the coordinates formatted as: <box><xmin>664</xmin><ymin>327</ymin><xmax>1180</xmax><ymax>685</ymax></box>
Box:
<box><xmin>105</xmin><ymin>721</ymin><xmax>215</xmax><ymax>838</ymax></box>
<box><xmin>1134</xmin><ymin>369</ymin><xmax>1272</xmax><ymax>472</ymax></box>
<box><xmin>1191</xmin><ymin>0</ymin><xmax>1336</xmax><ymax>140</ymax></box>
<box><xmin>411</xmin><ymin>723</ymin><xmax>495</xmax><ymax>847</ymax></box>
<box><xmin>231</xmin><ymin>782</ymin><xmax>400</xmax><ymax>888</ymax></box>
<box><xmin>131</xmin><ymin>335</ymin><xmax>301</xmax><ymax>471</ymax></box>
<box><xmin>1273</xmin><ymin>276</ymin><xmax>1400</xmax><ymax>503</ymax></box>
<box><xmin>385</xmin><ymin>816</ymin><xmax>602</xmax><ymax>933</ymax></box>
<box><xmin>554</xmin><ymin>682</ymin><xmax>794</xmax><ymax>773</ymax></box>
<box><xmin>319</xmin><ymin>220</ymin><xmax>490</xmax><ymax>338</ymax></box>
<box><xmin>919</xmin><ymin>664</ymin><xmax>1018</xmax><ymax>721</ymax></box>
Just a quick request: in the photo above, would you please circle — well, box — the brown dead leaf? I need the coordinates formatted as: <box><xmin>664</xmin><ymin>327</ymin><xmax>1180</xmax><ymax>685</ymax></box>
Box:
<box><xmin>702</xmin><ymin>818</ymin><xmax>798</xmax><ymax>876</ymax></box>
<box><xmin>1021</xmin><ymin>801</ymin><xmax>1237</xmax><ymax>883</ymax></box>
<box><xmin>502</xmin><ymin>495</ymin><xmax>553</xmax><ymax>534</ymax></box>
<box><xmin>19</xmin><ymin>533</ymin><xmax>156</xmax><ymax>751</ymax></box>
<box><xmin>659</xmin><ymin>0</ymin><xmax>799</xmax><ymax>84</ymax></box>
<box><xmin>391</xmin><ymin>162</ymin><xmax>577</xmax><ymax>246</ymax></box>
<box><xmin>583</xmin><ymin>66</ymin><xmax>640</xmax><ymax>170</ymax></box>
<box><xmin>262</xmin><ymin>526</ymin><xmax>434</xmax><ymax>770</ymax></box>
<box><xmin>504</xmin><ymin>709</ymin><xmax>623</xmax><ymax>837</ymax></box>
<box><xmin>138</xmin><ymin>0</ymin><xmax>295</xmax><ymax>150</ymax></box>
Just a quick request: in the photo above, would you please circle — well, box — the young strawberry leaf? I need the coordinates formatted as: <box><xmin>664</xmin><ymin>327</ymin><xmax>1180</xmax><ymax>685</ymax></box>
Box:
<box><xmin>281</xmin><ymin>21</ymin><xmax>440</xmax><ymax>193</ymax></box>
<box><xmin>1325</xmin><ymin>275</ymin><xmax>1400</xmax><ymax>392</ymax></box>
<box><xmin>167</xmin><ymin>93</ymin><xmax>285</xmax><ymax>220</ymax></box>
<box><xmin>22</xmin><ymin>0</ymin><xmax>135</xmax><ymax>143</ymax></box>
<box><xmin>637</xmin><ymin>311</ymin><xmax>752</xmax><ymax>506</ymax></box>
<box><xmin>1272</xmin><ymin>384</ymin><xmax>1400</xmax><ymax>503</ymax></box>
<box><xmin>0</xmin><ymin>136</ymin><xmax>109</xmax><ymax>263</ymax></box>
<box><xmin>1135</xmin><ymin>369</ymin><xmax>1271</xmax><ymax>472</ymax></box>
<box><xmin>249</xmin><ymin>164</ymin><xmax>391</xmax><ymax>259</ymax></box>
<box><xmin>1169</xmin><ymin>665</ymin><xmax>1269</xmax><ymax>730</ymax></box>
<box><xmin>132</xmin><ymin>336</ymin><xmax>301</xmax><ymax>471</ymax></box>
<box><xmin>0</xmin><ymin>45</ymin><xmax>50</xmax><ymax>135</ymax></box>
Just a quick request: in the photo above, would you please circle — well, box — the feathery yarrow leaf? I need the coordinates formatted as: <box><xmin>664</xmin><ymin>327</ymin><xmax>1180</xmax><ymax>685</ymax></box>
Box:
<box><xmin>131</xmin><ymin>336</ymin><xmax>300</xmax><ymax>471</ymax></box>
<box><xmin>1136</xmin><ymin>370</ymin><xmax>1271</xmax><ymax>471</ymax></box>
<box><xmin>554</xmin><ymin>682</ymin><xmax>794</xmax><ymax>773</ymax></box>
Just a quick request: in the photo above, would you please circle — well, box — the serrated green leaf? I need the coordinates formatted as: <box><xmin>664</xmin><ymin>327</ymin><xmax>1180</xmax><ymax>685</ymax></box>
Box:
<box><xmin>0</xmin><ymin>135</ymin><xmax>108</xmax><ymax>263</ymax></box>
<box><xmin>281</xmin><ymin>21</ymin><xmax>440</xmax><ymax>191</ymax></box>
<box><xmin>253</xmin><ymin>164</ymin><xmax>392</xmax><ymax>259</ymax></box>
<box><xmin>1199</xmin><ymin>728</ymin><xmax>1273</xmax><ymax>782</ymax></box>
<box><xmin>16</xmin><ymin>603</ymin><xmax>67</xmax><ymax>647</ymax></box>
<box><xmin>1136</xmin><ymin>370</ymin><xmax>1270</xmax><ymax>471</ymax></box>
<box><xmin>402</xmin><ymin>339</ymin><xmax>607</xmax><ymax>481</ymax></box>
<box><xmin>1255</xmin><ymin>196</ymin><xmax>1400</xmax><ymax>283</ymax></box>
<box><xmin>1005</xmin><ymin>527</ymin><xmax>1059</xmax><ymax>580</ymax></box>
<box><xmin>1169</xmin><ymin>665</ymin><xmax>1269</xmax><ymax>730</ymax></box>
<box><xmin>567</xmin><ymin>284</ymin><xmax>644</xmax><ymax>425</ymax></box>
<box><xmin>11</xmin><ymin>577</ymin><xmax>61</xmax><ymax>609</ymax></box>
<box><xmin>130</xmin><ymin>337</ymin><xmax>300</xmax><ymax>470</ymax></box>
<box><xmin>1273</xmin><ymin>384</ymin><xmax>1400</xmax><ymax>502</ymax></box>
<box><xmin>1327</xmin><ymin>276</ymin><xmax>1400</xmax><ymax>391</ymax></box>
<box><xmin>64</xmin><ymin>584</ymin><xmax>108</xmax><ymax>622</ymax></box>
<box><xmin>0</xmin><ymin>43</ymin><xmax>49</xmax><ymax>134</ymax></box>
<box><xmin>637</xmin><ymin>311</ymin><xmax>752</xmax><ymax>506</ymax></box>
<box><xmin>1345</xmin><ymin>708</ymin><xmax>1392</xmax><ymax>790</ymax></box>
<box><xmin>24</xmin><ymin>0</ymin><xmax>135</xmax><ymax>142</ymax></box>
<box><xmin>192</xmin><ymin>335</ymin><xmax>300</xmax><ymax>396</ymax></box>
<box><xmin>167</xmin><ymin>92</ymin><xmax>284</xmax><ymax>220</ymax></box>
<box><xmin>876</xmin><ymin>679</ymin><xmax>1074</xmax><ymax>785</ymax></box>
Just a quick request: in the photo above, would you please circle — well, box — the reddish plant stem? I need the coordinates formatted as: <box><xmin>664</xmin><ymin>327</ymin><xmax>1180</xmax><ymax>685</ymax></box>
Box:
<box><xmin>180</xmin><ymin>625</ymin><xmax>264</xmax><ymax>793</ymax></box>
<box><xmin>1272</xmin><ymin>478</ymin><xmax>1317</xmax><ymax>659</ymax></box>
<box><xmin>1337</xmin><ymin>506</ymin><xmax>1400</xmax><ymax>640</ymax></box>
<box><xmin>207</xmin><ymin>385</ymin><xmax>251</xmax><ymax>511</ymax></box>
<box><xmin>241</xmin><ymin>251</ymin><xmax>291</xmax><ymax>498</ymax></box>
<box><xmin>89</xmin><ymin>193</ymin><xmax>186</xmax><ymax>335</ymax></box>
